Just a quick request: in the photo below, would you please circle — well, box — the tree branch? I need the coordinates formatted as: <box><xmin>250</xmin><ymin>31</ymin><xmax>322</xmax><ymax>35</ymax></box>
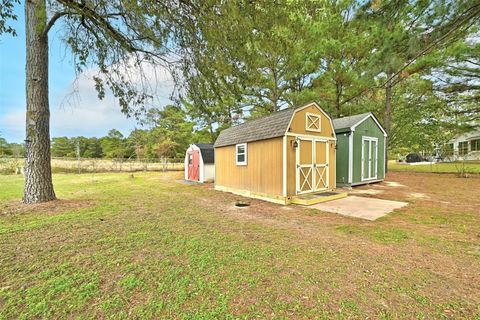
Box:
<box><xmin>43</xmin><ymin>11</ymin><xmax>69</xmax><ymax>37</ymax></box>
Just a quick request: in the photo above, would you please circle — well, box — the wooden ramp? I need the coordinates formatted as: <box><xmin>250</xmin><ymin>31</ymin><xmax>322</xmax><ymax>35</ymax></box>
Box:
<box><xmin>291</xmin><ymin>191</ymin><xmax>348</xmax><ymax>206</ymax></box>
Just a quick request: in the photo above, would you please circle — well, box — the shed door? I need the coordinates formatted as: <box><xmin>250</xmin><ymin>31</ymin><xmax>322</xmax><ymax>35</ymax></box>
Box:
<box><xmin>314</xmin><ymin>140</ymin><xmax>328</xmax><ymax>191</ymax></box>
<box><xmin>296</xmin><ymin>138</ymin><xmax>329</xmax><ymax>194</ymax></box>
<box><xmin>188</xmin><ymin>150</ymin><xmax>200</xmax><ymax>181</ymax></box>
<box><xmin>361</xmin><ymin>137</ymin><xmax>378</xmax><ymax>181</ymax></box>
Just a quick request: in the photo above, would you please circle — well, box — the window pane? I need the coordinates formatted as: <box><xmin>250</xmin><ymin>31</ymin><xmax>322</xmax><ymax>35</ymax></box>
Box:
<box><xmin>472</xmin><ymin>139</ymin><xmax>480</xmax><ymax>151</ymax></box>
<box><xmin>237</xmin><ymin>145</ymin><xmax>245</xmax><ymax>154</ymax></box>
<box><xmin>459</xmin><ymin>141</ymin><xmax>468</xmax><ymax>155</ymax></box>
<box><xmin>237</xmin><ymin>154</ymin><xmax>245</xmax><ymax>162</ymax></box>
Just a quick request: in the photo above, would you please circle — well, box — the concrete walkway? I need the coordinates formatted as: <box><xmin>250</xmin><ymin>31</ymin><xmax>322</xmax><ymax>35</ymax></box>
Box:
<box><xmin>311</xmin><ymin>196</ymin><xmax>408</xmax><ymax>221</ymax></box>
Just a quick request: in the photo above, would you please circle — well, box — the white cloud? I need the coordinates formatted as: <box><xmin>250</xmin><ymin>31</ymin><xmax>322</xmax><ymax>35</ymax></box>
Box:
<box><xmin>0</xmin><ymin>64</ymin><xmax>175</xmax><ymax>142</ymax></box>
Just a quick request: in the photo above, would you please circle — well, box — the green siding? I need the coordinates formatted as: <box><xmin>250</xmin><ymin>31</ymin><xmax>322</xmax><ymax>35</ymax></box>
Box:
<box><xmin>335</xmin><ymin>133</ymin><xmax>350</xmax><ymax>185</ymax></box>
<box><xmin>352</xmin><ymin>117</ymin><xmax>385</xmax><ymax>183</ymax></box>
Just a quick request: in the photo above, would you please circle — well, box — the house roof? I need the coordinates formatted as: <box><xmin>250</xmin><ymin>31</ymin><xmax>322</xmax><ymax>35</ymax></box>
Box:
<box><xmin>333</xmin><ymin>112</ymin><xmax>387</xmax><ymax>136</ymax></box>
<box><xmin>214</xmin><ymin>107</ymin><xmax>296</xmax><ymax>147</ymax></box>
<box><xmin>194</xmin><ymin>144</ymin><xmax>215</xmax><ymax>163</ymax></box>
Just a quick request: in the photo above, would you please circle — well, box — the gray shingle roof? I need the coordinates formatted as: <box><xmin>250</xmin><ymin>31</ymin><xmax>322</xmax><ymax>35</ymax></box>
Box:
<box><xmin>194</xmin><ymin>144</ymin><xmax>214</xmax><ymax>163</ymax></box>
<box><xmin>333</xmin><ymin>112</ymin><xmax>371</xmax><ymax>132</ymax></box>
<box><xmin>214</xmin><ymin>108</ymin><xmax>296</xmax><ymax>147</ymax></box>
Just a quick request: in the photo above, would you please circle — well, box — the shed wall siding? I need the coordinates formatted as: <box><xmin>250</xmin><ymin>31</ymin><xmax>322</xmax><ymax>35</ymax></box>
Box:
<box><xmin>215</xmin><ymin>137</ymin><xmax>283</xmax><ymax>196</ymax></box>
<box><xmin>335</xmin><ymin>133</ymin><xmax>350</xmax><ymax>185</ymax></box>
<box><xmin>204</xmin><ymin>164</ymin><xmax>215</xmax><ymax>182</ymax></box>
<box><xmin>328</xmin><ymin>140</ymin><xmax>336</xmax><ymax>188</ymax></box>
<box><xmin>352</xmin><ymin>117</ymin><xmax>385</xmax><ymax>183</ymax></box>
<box><xmin>286</xmin><ymin>105</ymin><xmax>336</xmax><ymax>195</ymax></box>
<box><xmin>288</xmin><ymin>104</ymin><xmax>335</xmax><ymax>138</ymax></box>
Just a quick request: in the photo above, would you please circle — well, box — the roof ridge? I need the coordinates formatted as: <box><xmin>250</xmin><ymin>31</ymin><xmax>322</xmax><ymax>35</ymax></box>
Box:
<box><xmin>333</xmin><ymin>112</ymin><xmax>371</xmax><ymax>120</ymax></box>
<box><xmin>222</xmin><ymin>107</ymin><xmax>294</xmax><ymax>132</ymax></box>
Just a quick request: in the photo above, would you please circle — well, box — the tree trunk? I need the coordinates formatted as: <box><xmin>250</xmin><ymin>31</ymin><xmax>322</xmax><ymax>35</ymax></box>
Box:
<box><xmin>335</xmin><ymin>80</ymin><xmax>342</xmax><ymax>118</ymax></box>
<box><xmin>383</xmin><ymin>72</ymin><xmax>393</xmax><ymax>174</ymax></box>
<box><xmin>23</xmin><ymin>0</ymin><xmax>56</xmax><ymax>203</ymax></box>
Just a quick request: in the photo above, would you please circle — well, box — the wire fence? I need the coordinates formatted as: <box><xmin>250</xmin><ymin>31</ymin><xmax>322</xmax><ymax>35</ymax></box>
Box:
<box><xmin>0</xmin><ymin>157</ymin><xmax>184</xmax><ymax>175</ymax></box>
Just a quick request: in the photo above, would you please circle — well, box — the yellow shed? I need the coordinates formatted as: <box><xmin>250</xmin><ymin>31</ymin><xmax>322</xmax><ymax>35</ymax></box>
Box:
<box><xmin>214</xmin><ymin>102</ymin><xmax>339</xmax><ymax>205</ymax></box>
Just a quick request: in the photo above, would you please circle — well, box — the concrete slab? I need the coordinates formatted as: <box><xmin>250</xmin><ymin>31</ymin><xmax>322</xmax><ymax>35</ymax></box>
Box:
<box><xmin>311</xmin><ymin>196</ymin><xmax>408</xmax><ymax>221</ymax></box>
<box><xmin>176</xmin><ymin>179</ymin><xmax>200</xmax><ymax>185</ymax></box>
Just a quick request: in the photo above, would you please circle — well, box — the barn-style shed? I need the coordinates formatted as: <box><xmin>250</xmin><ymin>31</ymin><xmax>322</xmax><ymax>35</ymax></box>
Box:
<box><xmin>184</xmin><ymin>144</ymin><xmax>215</xmax><ymax>183</ymax></box>
<box><xmin>214</xmin><ymin>102</ymin><xmax>344</xmax><ymax>205</ymax></box>
<box><xmin>333</xmin><ymin>112</ymin><xmax>387</xmax><ymax>186</ymax></box>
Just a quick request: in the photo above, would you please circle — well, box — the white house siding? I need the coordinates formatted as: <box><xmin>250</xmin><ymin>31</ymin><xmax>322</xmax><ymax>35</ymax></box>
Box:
<box><xmin>445</xmin><ymin>130</ymin><xmax>480</xmax><ymax>161</ymax></box>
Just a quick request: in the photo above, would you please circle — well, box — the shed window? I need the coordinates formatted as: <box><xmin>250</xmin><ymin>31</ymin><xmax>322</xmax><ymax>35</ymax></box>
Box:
<box><xmin>459</xmin><ymin>141</ymin><xmax>468</xmax><ymax>155</ymax></box>
<box><xmin>236</xmin><ymin>143</ymin><xmax>247</xmax><ymax>165</ymax></box>
<box><xmin>471</xmin><ymin>139</ymin><xmax>480</xmax><ymax>151</ymax></box>
<box><xmin>306</xmin><ymin>113</ymin><xmax>321</xmax><ymax>132</ymax></box>
<box><xmin>188</xmin><ymin>153</ymin><xmax>193</xmax><ymax>165</ymax></box>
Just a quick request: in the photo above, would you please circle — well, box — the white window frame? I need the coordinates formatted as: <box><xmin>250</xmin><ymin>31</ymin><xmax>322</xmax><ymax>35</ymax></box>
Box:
<box><xmin>236</xmin><ymin>143</ymin><xmax>247</xmax><ymax>166</ymax></box>
<box><xmin>305</xmin><ymin>112</ymin><xmax>321</xmax><ymax>132</ymax></box>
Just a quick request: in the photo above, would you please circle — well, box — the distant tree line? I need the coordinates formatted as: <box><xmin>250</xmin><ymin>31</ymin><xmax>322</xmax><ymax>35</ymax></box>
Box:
<box><xmin>52</xmin><ymin>105</ymin><xmax>213</xmax><ymax>160</ymax></box>
<box><xmin>0</xmin><ymin>135</ymin><xmax>25</xmax><ymax>157</ymax></box>
<box><xmin>1</xmin><ymin>105</ymin><xmax>211</xmax><ymax>160</ymax></box>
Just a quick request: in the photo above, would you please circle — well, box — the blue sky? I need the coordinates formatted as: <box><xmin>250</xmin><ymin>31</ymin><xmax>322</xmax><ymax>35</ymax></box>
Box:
<box><xmin>0</xmin><ymin>4</ymin><xmax>173</xmax><ymax>143</ymax></box>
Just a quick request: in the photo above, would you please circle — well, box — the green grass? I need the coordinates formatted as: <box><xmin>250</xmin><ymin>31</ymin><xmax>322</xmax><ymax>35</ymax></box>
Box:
<box><xmin>1</xmin><ymin>172</ymin><xmax>479</xmax><ymax>319</ymax></box>
<box><xmin>335</xmin><ymin>225</ymin><xmax>410</xmax><ymax>244</ymax></box>
<box><xmin>388</xmin><ymin>160</ymin><xmax>480</xmax><ymax>174</ymax></box>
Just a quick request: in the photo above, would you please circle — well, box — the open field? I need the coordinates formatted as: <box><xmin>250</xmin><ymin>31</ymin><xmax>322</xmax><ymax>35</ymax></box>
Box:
<box><xmin>1</xmin><ymin>172</ymin><xmax>479</xmax><ymax>318</ymax></box>
<box><xmin>0</xmin><ymin>157</ymin><xmax>183</xmax><ymax>174</ymax></box>
<box><xmin>389</xmin><ymin>160</ymin><xmax>480</xmax><ymax>174</ymax></box>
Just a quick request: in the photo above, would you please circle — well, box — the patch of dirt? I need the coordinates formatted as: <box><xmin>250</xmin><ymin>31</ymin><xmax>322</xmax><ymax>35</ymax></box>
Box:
<box><xmin>183</xmin><ymin>172</ymin><xmax>480</xmax><ymax>317</ymax></box>
<box><xmin>408</xmin><ymin>192</ymin><xmax>429</xmax><ymax>199</ymax></box>
<box><xmin>0</xmin><ymin>199</ymin><xmax>95</xmax><ymax>217</ymax></box>
<box><xmin>383</xmin><ymin>181</ymin><xmax>405</xmax><ymax>187</ymax></box>
<box><xmin>348</xmin><ymin>189</ymin><xmax>384</xmax><ymax>195</ymax></box>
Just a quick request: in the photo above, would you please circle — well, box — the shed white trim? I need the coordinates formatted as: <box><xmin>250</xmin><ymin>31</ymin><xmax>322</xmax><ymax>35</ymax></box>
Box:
<box><xmin>351</xmin><ymin>113</ymin><xmax>388</xmax><ymax>137</ymax></box>
<box><xmin>361</xmin><ymin>136</ymin><xmax>379</xmax><ymax>182</ymax></box>
<box><xmin>235</xmin><ymin>143</ymin><xmax>247</xmax><ymax>166</ymax></box>
<box><xmin>282</xmin><ymin>136</ymin><xmax>287</xmax><ymax>197</ymax></box>
<box><xmin>348</xmin><ymin>132</ymin><xmax>353</xmax><ymax>184</ymax></box>
<box><xmin>284</xmin><ymin>102</ymin><xmax>337</xmax><ymax>140</ymax></box>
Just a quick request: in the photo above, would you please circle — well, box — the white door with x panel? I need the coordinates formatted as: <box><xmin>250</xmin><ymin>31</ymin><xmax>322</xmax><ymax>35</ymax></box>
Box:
<box><xmin>296</xmin><ymin>137</ymin><xmax>329</xmax><ymax>194</ymax></box>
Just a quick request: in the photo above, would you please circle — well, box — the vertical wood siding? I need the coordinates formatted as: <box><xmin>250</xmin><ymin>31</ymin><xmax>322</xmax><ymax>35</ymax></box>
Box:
<box><xmin>215</xmin><ymin>137</ymin><xmax>284</xmax><ymax>196</ymax></box>
<box><xmin>286</xmin><ymin>104</ymin><xmax>336</xmax><ymax>195</ymax></box>
<box><xmin>352</xmin><ymin>117</ymin><xmax>385</xmax><ymax>183</ymax></box>
<box><xmin>335</xmin><ymin>133</ymin><xmax>350</xmax><ymax>185</ymax></box>
<box><xmin>288</xmin><ymin>104</ymin><xmax>335</xmax><ymax>138</ymax></box>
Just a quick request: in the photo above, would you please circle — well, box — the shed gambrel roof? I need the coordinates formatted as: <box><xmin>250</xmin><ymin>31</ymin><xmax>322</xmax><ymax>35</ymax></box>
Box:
<box><xmin>214</xmin><ymin>108</ymin><xmax>296</xmax><ymax>147</ymax></box>
<box><xmin>194</xmin><ymin>144</ymin><xmax>215</xmax><ymax>163</ymax></box>
<box><xmin>333</xmin><ymin>112</ymin><xmax>387</xmax><ymax>136</ymax></box>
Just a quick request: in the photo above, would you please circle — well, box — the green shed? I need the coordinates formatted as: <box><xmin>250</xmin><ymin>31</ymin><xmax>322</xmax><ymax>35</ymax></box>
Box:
<box><xmin>333</xmin><ymin>112</ymin><xmax>387</xmax><ymax>186</ymax></box>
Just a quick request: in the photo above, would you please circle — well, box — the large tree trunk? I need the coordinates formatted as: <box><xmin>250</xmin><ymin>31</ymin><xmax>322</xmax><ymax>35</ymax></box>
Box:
<box><xmin>335</xmin><ymin>80</ymin><xmax>342</xmax><ymax>118</ymax></box>
<box><xmin>383</xmin><ymin>72</ymin><xmax>393</xmax><ymax>174</ymax></box>
<box><xmin>23</xmin><ymin>0</ymin><xmax>56</xmax><ymax>203</ymax></box>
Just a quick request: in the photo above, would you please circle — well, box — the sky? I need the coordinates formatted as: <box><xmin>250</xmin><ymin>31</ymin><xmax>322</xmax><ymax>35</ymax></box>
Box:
<box><xmin>0</xmin><ymin>4</ymin><xmax>174</xmax><ymax>143</ymax></box>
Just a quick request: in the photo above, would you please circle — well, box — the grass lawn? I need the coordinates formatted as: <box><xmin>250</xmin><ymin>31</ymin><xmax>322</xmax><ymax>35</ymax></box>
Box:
<box><xmin>389</xmin><ymin>160</ymin><xmax>480</xmax><ymax>174</ymax></box>
<box><xmin>0</xmin><ymin>172</ymin><xmax>479</xmax><ymax>319</ymax></box>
